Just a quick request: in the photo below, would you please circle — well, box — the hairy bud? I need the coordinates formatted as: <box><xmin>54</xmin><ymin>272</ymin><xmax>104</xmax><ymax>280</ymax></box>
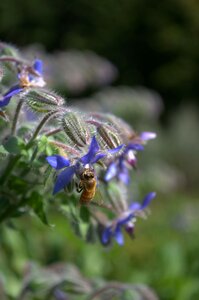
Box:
<box><xmin>25</xmin><ymin>88</ymin><xmax>64</xmax><ymax>113</ymax></box>
<box><xmin>0</xmin><ymin>42</ymin><xmax>19</xmax><ymax>58</ymax></box>
<box><xmin>97</xmin><ymin>123</ymin><xmax>122</xmax><ymax>150</ymax></box>
<box><xmin>61</xmin><ymin>112</ymin><xmax>91</xmax><ymax>147</ymax></box>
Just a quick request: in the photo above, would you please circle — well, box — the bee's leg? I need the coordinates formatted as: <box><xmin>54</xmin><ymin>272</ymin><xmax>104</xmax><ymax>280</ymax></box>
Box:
<box><xmin>76</xmin><ymin>181</ymin><xmax>83</xmax><ymax>193</ymax></box>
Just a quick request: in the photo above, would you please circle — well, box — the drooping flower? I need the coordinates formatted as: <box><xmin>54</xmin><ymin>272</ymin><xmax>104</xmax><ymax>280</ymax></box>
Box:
<box><xmin>46</xmin><ymin>136</ymin><xmax>123</xmax><ymax>195</ymax></box>
<box><xmin>101</xmin><ymin>192</ymin><xmax>156</xmax><ymax>245</ymax></box>
<box><xmin>104</xmin><ymin>143</ymin><xmax>144</xmax><ymax>184</ymax></box>
<box><xmin>0</xmin><ymin>59</ymin><xmax>45</xmax><ymax>108</ymax></box>
<box><xmin>140</xmin><ymin>131</ymin><xmax>157</xmax><ymax>142</ymax></box>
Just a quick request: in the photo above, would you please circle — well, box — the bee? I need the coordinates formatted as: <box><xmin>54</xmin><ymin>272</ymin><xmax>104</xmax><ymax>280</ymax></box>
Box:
<box><xmin>76</xmin><ymin>166</ymin><xmax>97</xmax><ymax>205</ymax></box>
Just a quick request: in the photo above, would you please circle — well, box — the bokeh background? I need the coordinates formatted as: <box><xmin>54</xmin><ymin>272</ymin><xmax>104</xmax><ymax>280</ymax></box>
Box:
<box><xmin>0</xmin><ymin>1</ymin><xmax>199</xmax><ymax>299</ymax></box>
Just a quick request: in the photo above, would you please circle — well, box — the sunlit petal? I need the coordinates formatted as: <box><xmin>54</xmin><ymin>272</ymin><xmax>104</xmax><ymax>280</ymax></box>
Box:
<box><xmin>46</xmin><ymin>155</ymin><xmax>70</xmax><ymax>170</ymax></box>
<box><xmin>53</xmin><ymin>166</ymin><xmax>76</xmax><ymax>194</ymax></box>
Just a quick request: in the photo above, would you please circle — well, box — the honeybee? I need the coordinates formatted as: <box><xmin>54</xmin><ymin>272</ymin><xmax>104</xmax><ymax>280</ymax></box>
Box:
<box><xmin>77</xmin><ymin>166</ymin><xmax>97</xmax><ymax>205</ymax></box>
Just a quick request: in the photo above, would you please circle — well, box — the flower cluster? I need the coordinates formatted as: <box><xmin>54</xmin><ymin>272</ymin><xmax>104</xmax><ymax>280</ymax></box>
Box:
<box><xmin>0</xmin><ymin>44</ymin><xmax>157</xmax><ymax>247</ymax></box>
<box><xmin>102</xmin><ymin>192</ymin><xmax>156</xmax><ymax>245</ymax></box>
<box><xmin>46</xmin><ymin>136</ymin><xmax>123</xmax><ymax>194</ymax></box>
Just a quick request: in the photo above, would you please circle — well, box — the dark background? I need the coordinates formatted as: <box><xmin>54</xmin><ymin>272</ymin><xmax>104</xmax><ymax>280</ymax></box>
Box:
<box><xmin>1</xmin><ymin>0</ymin><xmax>199</xmax><ymax>119</ymax></box>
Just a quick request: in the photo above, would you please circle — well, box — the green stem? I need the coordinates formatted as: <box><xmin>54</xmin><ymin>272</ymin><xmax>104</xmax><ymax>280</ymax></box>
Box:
<box><xmin>0</xmin><ymin>154</ymin><xmax>21</xmax><ymax>185</ymax></box>
<box><xmin>27</xmin><ymin>110</ymin><xmax>61</xmax><ymax>147</ymax></box>
<box><xmin>87</xmin><ymin>283</ymin><xmax>126</xmax><ymax>300</ymax></box>
<box><xmin>49</xmin><ymin>140</ymin><xmax>80</xmax><ymax>155</ymax></box>
<box><xmin>11</xmin><ymin>99</ymin><xmax>24</xmax><ymax>135</ymax></box>
<box><xmin>45</xmin><ymin>127</ymin><xmax>62</xmax><ymax>137</ymax></box>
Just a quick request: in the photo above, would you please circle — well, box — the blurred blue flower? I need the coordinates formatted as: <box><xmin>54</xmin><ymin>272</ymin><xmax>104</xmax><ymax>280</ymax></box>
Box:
<box><xmin>0</xmin><ymin>59</ymin><xmax>45</xmax><ymax>108</ymax></box>
<box><xmin>140</xmin><ymin>131</ymin><xmax>157</xmax><ymax>142</ymax></box>
<box><xmin>102</xmin><ymin>192</ymin><xmax>156</xmax><ymax>245</ymax></box>
<box><xmin>105</xmin><ymin>143</ymin><xmax>144</xmax><ymax>184</ymax></box>
<box><xmin>46</xmin><ymin>136</ymin><xmax>123</xmax><ymax>194</ymax></box>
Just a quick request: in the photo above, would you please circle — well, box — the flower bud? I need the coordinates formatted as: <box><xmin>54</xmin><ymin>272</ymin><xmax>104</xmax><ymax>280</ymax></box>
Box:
<box><xmin>25</xmin><ymin>88</ymin><xmax>64</xmax><ymax>113</ymax></box>
<box><xmin>104</xmin><ymin>114</ymin><xmax>136</xmax><ymax>142</ymax></box>
<box><xmin>61</xmin><ymin>112</ymin><xmax>91</xmax><ymax>148</ymax></box>
<box><xmin>97</xmin><ymin>123</ymin><xmax>122</xmax><ymax>150</ymax></box>
<box><xmin>0</xmin><ymin>42</ymin><xmax>19</xmax><ymax>57</ymax></box>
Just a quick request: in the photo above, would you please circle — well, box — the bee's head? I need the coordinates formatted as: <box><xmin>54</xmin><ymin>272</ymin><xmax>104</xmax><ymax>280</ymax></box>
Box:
<box><xmin>83</xmin><ymin>171</ymin><xmax>94</xmax><ymax>180</ymax></box>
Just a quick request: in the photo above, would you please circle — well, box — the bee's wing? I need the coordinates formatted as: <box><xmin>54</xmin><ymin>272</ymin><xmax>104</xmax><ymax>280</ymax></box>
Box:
<box><xmin>91</xmin><ymin>189</ymin><xmax>112</xmax><ymax>210</ymax></box>
<box><xmin>92</xmin><ymin>188</ymin><xmax>104</xmax><ymax>206</ymax></box>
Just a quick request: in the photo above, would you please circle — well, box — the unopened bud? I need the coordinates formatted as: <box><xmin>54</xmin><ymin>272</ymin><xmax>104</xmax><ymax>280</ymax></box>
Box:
<box><xmin>0</xmin><ymin>42</ymin><xmax>19</xmax><ymax>57</ymax></box>
<box><xmin>89</xmin><ymin>113</ymin><xmax>136</xmax><ymax>144</ymax></box>
<box><xmin>61</xmin><ymin>112</ymin><xmax>90</xmax><ymax>148</ymax></box>
<box><xmin>25</xmin><ymin>88</ymin><xmax>64</xmax><ymax>113</ymax></box>
<box><xmin>97</xmin><ymin>123</ymin><xmax>122</xmax><ymax>150</ymax></box>
<box><xmin>104</xmin><ymin>114</ymin><xmax>137</xmax><ymax>142</ymax></box>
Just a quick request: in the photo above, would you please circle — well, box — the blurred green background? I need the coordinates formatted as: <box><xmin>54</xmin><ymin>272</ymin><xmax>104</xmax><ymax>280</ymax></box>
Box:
<box><xmin>0</xmin><ymin>1</ymin><xmax>199</xmax><ymax>299</ymax></box>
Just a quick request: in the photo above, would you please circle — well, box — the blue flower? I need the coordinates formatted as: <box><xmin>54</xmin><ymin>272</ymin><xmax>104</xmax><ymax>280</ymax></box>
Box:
<box><xmin>102</xmin><ymin>192</ymin><xmax>156</xmax><ymax>246</ymax></box>
<box><xmin>0</xmin><ymin>59</ymin><xmax>45</xmax><ymax>108</ymax></box>
<box><xmin>140</xmin><ymin>131</ymin><xmax>157</xmax><ymax>142</ymax></box>
<box><xmin>46</xmin><ymin>136</ymin><xmax>123</xmax><ymax>195</ymax></box>
<box><xmin>104</xmin><ymin>143</ymin><xmax>144</xmax><ymax>184</ymax></box>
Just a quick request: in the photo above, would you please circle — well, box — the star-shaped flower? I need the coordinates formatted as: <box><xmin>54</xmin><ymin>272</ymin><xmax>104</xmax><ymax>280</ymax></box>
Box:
<box><xmin>104</xmin><ymin>143</ymin><xmax>144</xmax><ymax>184</ymax></box>
<box><xmin>46</xmin><ymin>136</ymin><xmax>123</xmax><ymax>194</ymax></box>
<box><xmin>101</xmin><ymin>191</ymin><xmax>156</xmax><ymax>246</ymax></box>
<box><xmin>0</xmin><ymin>59</ymin><xmax>45</xmax><ymax>108</ymax></box>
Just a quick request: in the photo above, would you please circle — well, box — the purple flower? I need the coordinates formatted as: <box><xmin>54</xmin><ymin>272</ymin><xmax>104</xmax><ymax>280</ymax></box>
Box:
<box><xmin>46</xmin><ymin>136</ymin><xmax>123</xmax><ymax>195</ymax></box>
<box><xmin>0</xmin><ymin>59</ymin><xmax>45</xmax><ymax>108</ymax></box>
<box><xmin>140</xmin><ymin>131</ymin><xmax>157</xmax><ymax>142</ymax></box>
<box><xmin>102</xmin><ymin>192</ymin><xmax>156</xmax><ymax>246</ymax></box>
<box><xmin>104</xmin><ymin>143</ymin><xmax>144</xmax><ymax>184</ymax></box>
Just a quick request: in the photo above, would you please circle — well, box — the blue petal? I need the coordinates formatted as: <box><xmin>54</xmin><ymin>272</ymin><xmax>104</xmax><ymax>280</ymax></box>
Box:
<box><xmin>140</xmin><ymin>132</ymin><xmax>157</xmax><ymax>141</ymax></box>
<box><xmin>114</xmin><ymin>226</ymin><xmax>124</xmax><ymax>245</ymax></box>
<box><xmin>129</xmin><ymin>202</ymin><xmax>142</xmax><ymax>211</ymax></box>
<box><xmin>91</xmin><ymin>152</ymin><xmax>106</xmax><ymax>163</ymax></box>
<box><xmin>80</xmin><ymin>136</ymin><xmax>100</xmax><ymax>165</ymax></box>
<box><xmin>46</xmin><ymin>155</ymin><xmax>70</xmax><ymax>170</ymax></box>
<box><xmin>141</xmin><ymin>192</ymin><xmax>156</xmax><ymax>209</ymax></box>
<box><xmin>118</xmin><ymin>213</ymin><xmax>133</xmax><ymax>226</ymax></box>
<box><xmin>102</xmin><ymin>227</ymin><xmax>112</xmax><ymax>244</ymax></box>
<box><xmin>104</xmin><ymin>162</ymin><xmax>118</xmax><ymax>181</ymax></box>
<box><xmin>0</xmin><ymin>86</ymin><xmax>23</xmax><ymax>107</ymax></box>
<box><xmin>118</xmin><ymin>168</ymin><xmax>130</xmax><ymax>185</ymax></box>
<box><xmin>33</xmin><ymin>59</ymin><xmax>43</xmax><ymax>75</ymax></box>
<box><xmin>108</xmin><ymin>144</ymin><xmax>124</xmax><ymax>154</ymax></box>
<box><xmin>53</xmin><ymin>166</ymin><xmax>76</xmax><ymax>194</ymax></box>
<box><xmin>126</xmin><ymin>143</ymin><xmax>144</xmax><ymax>151</ymax></box>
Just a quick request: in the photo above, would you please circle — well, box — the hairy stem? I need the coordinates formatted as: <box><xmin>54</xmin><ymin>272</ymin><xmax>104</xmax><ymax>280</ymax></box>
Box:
<box><xmin>45</xmin><ymin>127</ymin><xmax>63</xmax><ymax>137</ymax></box>
<box><xmin>49</xmin><ymin>140</ymin><xmax>80</xmax><ymax>156</ymax></box>
<box><xmin>87</xmin><ymin>283</ymin><xmax>129</xmax><ymax>300</ymax></box>
<box><xmin>27</xmin><ymin>110</ymin><xmax>61</xmax><ymax>147</ymax></box>
<box><xmin>11</xmin><ymin>99</ymin><xmax>24</xmax><ymax>135</ymax></box>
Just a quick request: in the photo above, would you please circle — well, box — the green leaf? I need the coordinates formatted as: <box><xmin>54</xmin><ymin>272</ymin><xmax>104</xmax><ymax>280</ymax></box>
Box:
<box><xmin>79</xmin><ymin>206</ymin><xmax>90</xmax><ymax>223</ymax></box>
<box><xmin>86</xmin><ymin>223</ymin><xmax>97</xmax><ymax>243</ymax></box>
<box><xmin>28</xmin><ymin>191</ymin><xmax>50</xmax><ymax>226</ymax></box>
<box><xmin>0</xmin><ymin>145</ymin><xmax>9</xmax><ymax>160</ymax></box>
<box><xmin>38</xmin><ymin>135</ymin><xmax>48</xmax><ymax>151</ymax></box>
<box><xmin>3</xmin><ymin>136</ymin><xmax>21</xmax><ymax>154</ymax></box>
